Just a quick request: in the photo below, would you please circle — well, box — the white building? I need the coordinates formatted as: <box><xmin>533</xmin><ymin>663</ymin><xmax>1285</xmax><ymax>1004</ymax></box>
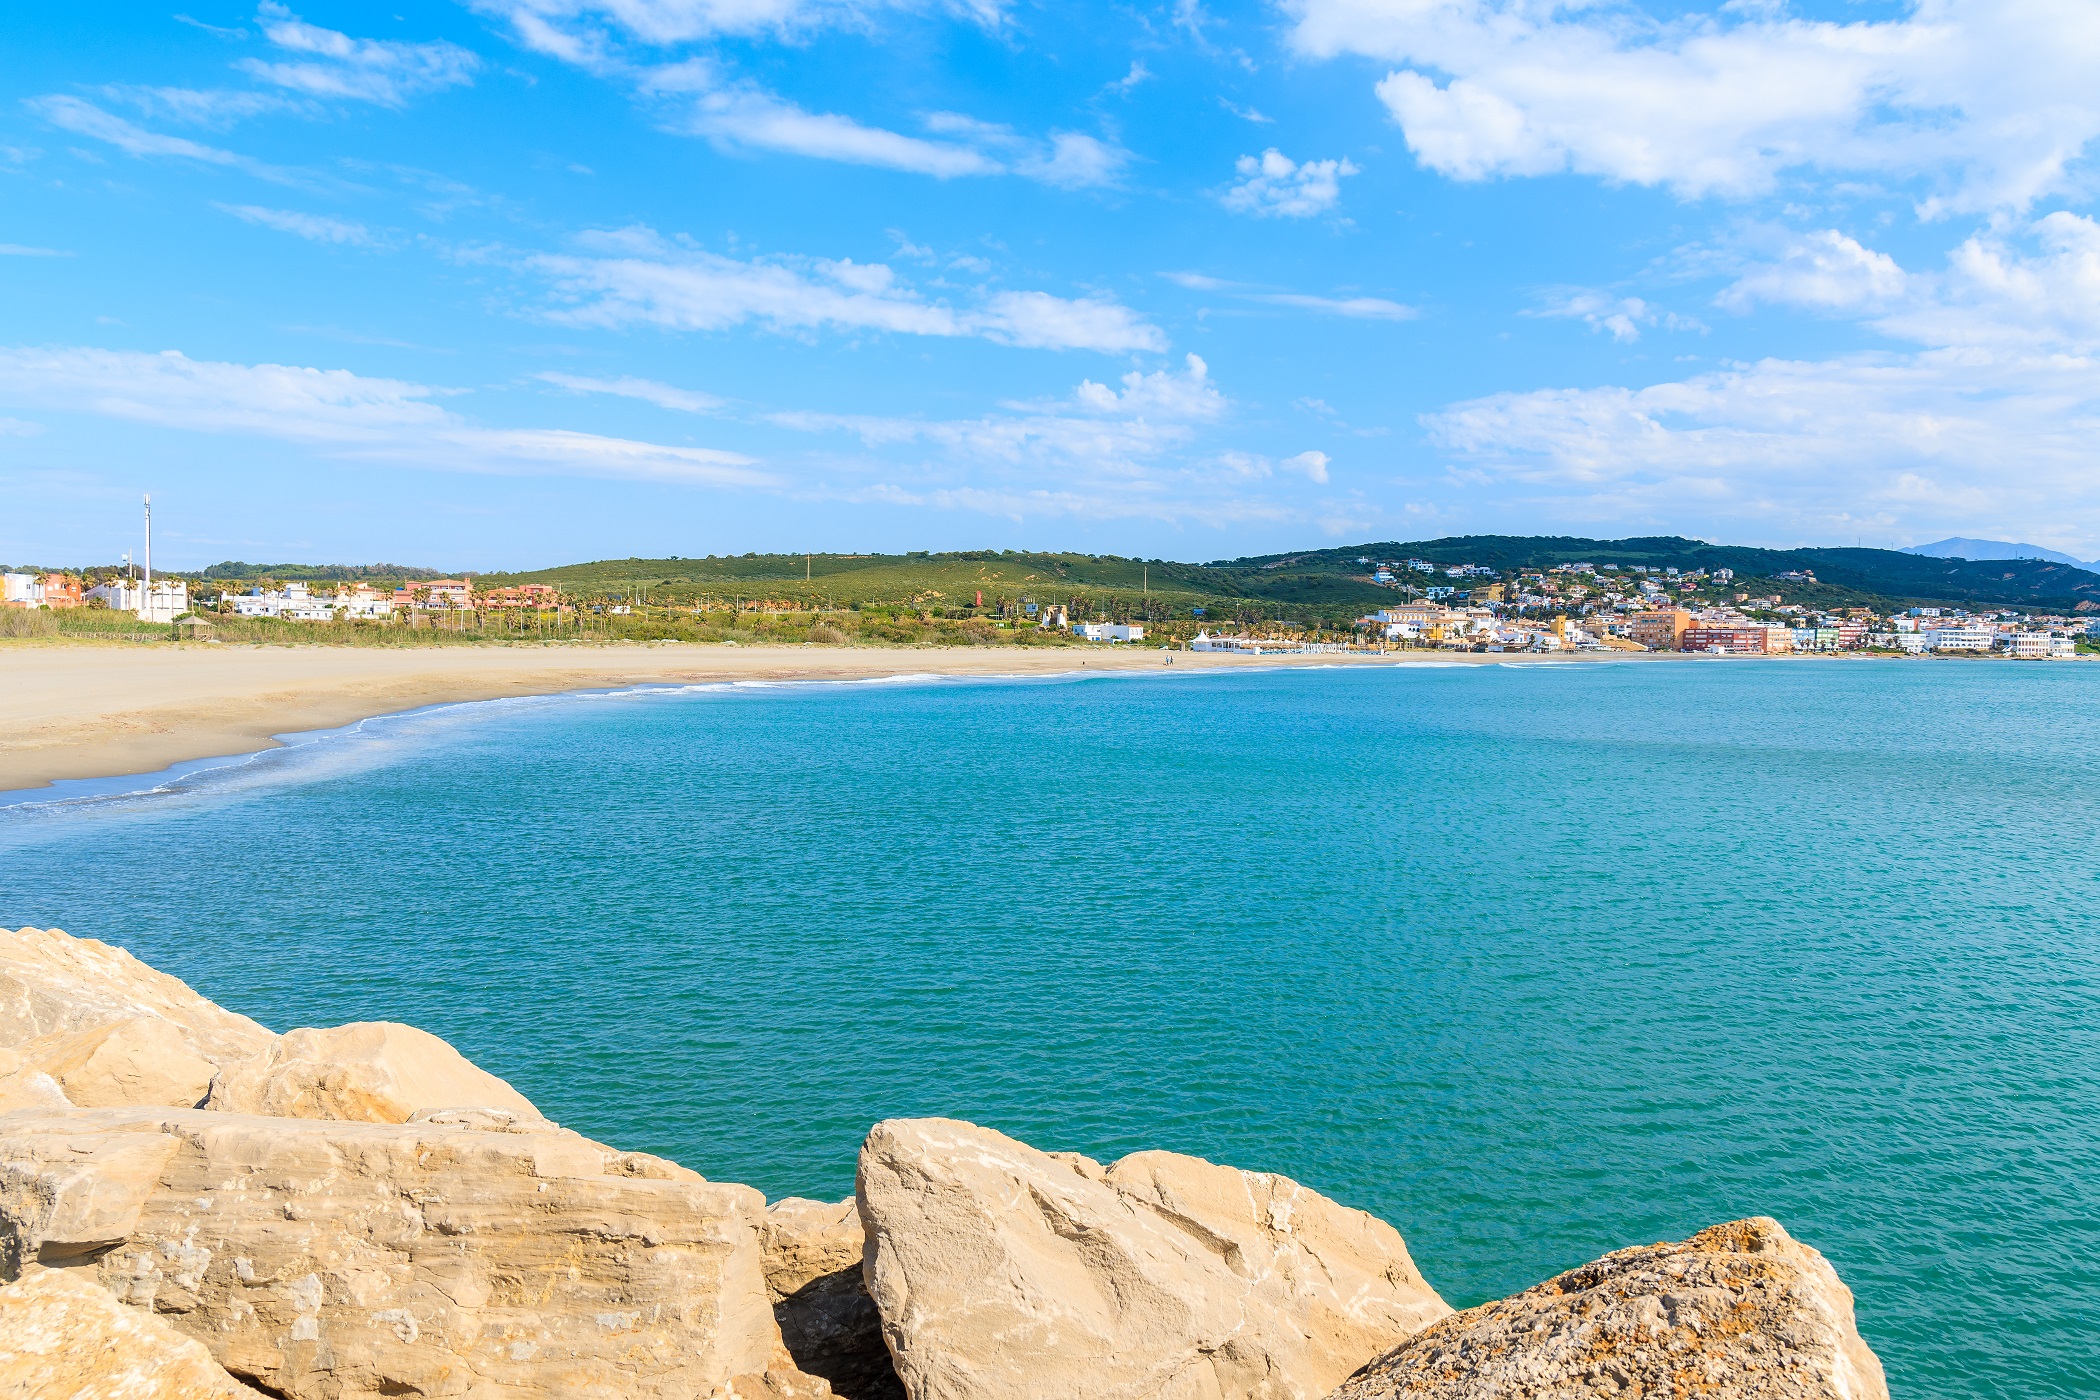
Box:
<box><xmin>1072</xmin><ymin>622</ymin><xmax>1144</xmax><ymax>642</ymax></box>
<box><xmin>2003</xmin><ymin>632</ymin><xmax>2076</xmax><ymax>659</ymax></box>
<box><xmin>1926</xmin><ymin>625</ymin><xmax>1995</xmax><ymax>652</ymax></box>
<box><xmin>229</xmin><ymin>581</ymin><xmax>393</xmax><ymax>621</ymax></box>
<box><xmin>3</xmin><ymin>573</ymin><xmax>41</xmax><ymax>606</ymax></box>
<box><xmin>88</xmin><ymin>578</ymin><xmax>189</xmax><ymax>622</ymax></box>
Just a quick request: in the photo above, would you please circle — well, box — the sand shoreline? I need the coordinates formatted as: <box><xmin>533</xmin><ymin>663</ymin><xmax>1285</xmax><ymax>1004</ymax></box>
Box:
<box><xmin>0</xmin><ymin>639</ymin><xmax>1573</xmax><ymax>793</ymax></box>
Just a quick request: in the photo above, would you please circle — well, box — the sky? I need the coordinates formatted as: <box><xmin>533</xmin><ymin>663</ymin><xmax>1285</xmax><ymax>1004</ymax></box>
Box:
<box><xmin>6</xmin><ymin>0</ymin><xmax>2100</xmax><ymax>571</ymax></box>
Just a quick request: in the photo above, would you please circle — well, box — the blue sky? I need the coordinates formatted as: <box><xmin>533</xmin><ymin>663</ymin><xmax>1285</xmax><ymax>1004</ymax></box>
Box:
<box><xmin>6</xmin><ymin>0</ymin><xmax>2100</xmax><ymax>570</ymax></box>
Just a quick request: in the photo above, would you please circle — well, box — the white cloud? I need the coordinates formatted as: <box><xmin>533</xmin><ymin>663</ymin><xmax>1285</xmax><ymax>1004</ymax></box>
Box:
<box><xmin>1717</xmin><ymin>230</ymin><xmax>1909</xmax><ymax>312</ymax></box>
<box><xmin>1877</xmin><ymin>213</ymin><xmax>2100</xmax><ymax>351</ymax></box>
<box><xmin>527</xmin><ymin>228</ymin><xmax>1166</xmax><ymax>352</ymax></box>
<box><xmin>648</xmin><ymin>66</ymin><xmax>997</xmax><ymax>176</ymax></box>
<box><xmin>1222</xmin><ymin>149</ymin><xmax>1357</xmax><ymax>218</ymax></box>
<box><xmin>239</xmin><ymin>4</ymin><xmax>479</xmax><ymax>108</ymax></box>
<box><xmin>217</xmin><ymin>203</ymin><xmax>372</xmax><ymax>245</ymax></box>
<box><xmin>0</xmin><ymin>346</ymin><xmax>762</xmax><ymax>485</ymax></box>
<box><xmin>1536</xmin><ymin>292</ymin><xmax>1705</xmax><ymax>343</ymax></box>
<box><xmin>1289</xmin><ymin>0</ymin><xmax>2100</xmax><ymax>212</ymax></box>
<box><xmin>1164</xmin><ymin>272</ymin><xmax>1415</xmax><ymax>321</ymax></box>
<box><xmin>640</xmin><ymin>64</ymin><xmax>1128</xmax><ymax>185</ymax></box>
<box><xmin>0</xmin><ymin>244</ymin><xmax>67</xmax><ymax>258</ymax></box>
<box><xmin>1072</xmin><ymin>354</ymin><xmax>1226</xmax><ymax>419</ymax></box>
<box><xmin>977</xmin><ymin>291</ymin><xmax>1166</xmax><ymax>352</ymax></box>
<box><xmin>476</xmin><ymin>0</ymin><xmax>1006</xmax><ymax>49</ymax></box>
<box><xmin>1425</xmin><ymin>346</ymin><xmax>2100</xmax><ymax>546</ymax></box>
<box><xmin>535</xmin><ymin>371</ymin><xmax>724</xmax><ymax>412</ymax></box>
<box><xmin>101</xmin><ymin>85</ymin><xmax>294</xmax><ymax>128</ymax></box>
<box><xmin>1014</xmin><ymin>132</ymin><xmax>1130</xmax><ymax>189</ymax></box>
<box><xmin>1283</xmin><ymin>449</ymin><xmax>1330</xmax><ymax>482</ymax></box>
<box><xmin>768</xmin><ymin>356</ymin><xmax>1360</xmax><ymax>529</ymax></box>
<box><xmin>26</xmin><ymin>96</ymin><xmax>246</xmax><ymax>166</ymax></box>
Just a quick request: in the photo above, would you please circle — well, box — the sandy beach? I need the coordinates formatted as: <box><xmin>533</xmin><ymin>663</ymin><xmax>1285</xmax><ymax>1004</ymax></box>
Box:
<box><xmin>0</xmin><ymin>639</ymin><xmax>1509</xmax><ymax>793</ymax></box>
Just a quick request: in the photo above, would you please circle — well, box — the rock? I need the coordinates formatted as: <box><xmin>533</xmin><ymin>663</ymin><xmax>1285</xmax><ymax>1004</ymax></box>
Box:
<box><xmin>0</xmin><ymin>1266</ymin><xmax>254</xmax><ymax>1399</ymax></box>
<box><xmin>207</xmin><ymin>1020</ymin><xmax>543</xmax><ymax>1124</ymax></box>
<box><xmin>0</xmin><ymin>1017</ymin><xmax>217</xmax><ymax>1112</ymax></box>
<box><xmin>1326</xmin><ymin>1217</ymin><xmax>1890</xmax><ymax>1400</ymax></box>
<box><xmin>762</xmin><ymin>1197</ymin><xmax>902</xmax><ymax>1400</ymax></box>
<box><xmin>0</xmin><ymin>927</ymin><xmax>273</xmax><ymax>1067</ymax></box>
<box><xmin>857</xmin><ymin>1118</ymin><xmax>1451</xmax><ymax>1400</ymax></box>
<box><xmin>0</xmin><ymin>1107</ymin><xmax>814</xmax><ymax>1400</ymax></box>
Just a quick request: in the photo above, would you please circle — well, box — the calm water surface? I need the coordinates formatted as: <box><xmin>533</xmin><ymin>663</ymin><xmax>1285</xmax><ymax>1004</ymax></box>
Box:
<box><xmin>3</xmin><ymin>660</ymin><xmax>2095</xmax><ymax>1398</ymax></box>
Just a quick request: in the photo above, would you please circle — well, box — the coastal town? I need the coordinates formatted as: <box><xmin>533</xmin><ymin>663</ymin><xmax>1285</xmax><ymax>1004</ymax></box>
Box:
<box><xmin>6</xmin><ymin>551</ymin><xmax>2094</xmax><ymax>657</ymax></box>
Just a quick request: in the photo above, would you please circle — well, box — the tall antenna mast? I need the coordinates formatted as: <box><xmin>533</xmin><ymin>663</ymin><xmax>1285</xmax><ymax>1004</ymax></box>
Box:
<box><xmin>142</xmin><ymin>494</ymin><xmax>153</xmax><ymax>617</ymax></box>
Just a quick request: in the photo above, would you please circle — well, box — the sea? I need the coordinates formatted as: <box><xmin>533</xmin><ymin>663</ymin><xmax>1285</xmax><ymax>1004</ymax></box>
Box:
<box><xmin>2</xmin><ymin>659</ymin><xmax>2094</xmax><ymax>1398</ymax></box>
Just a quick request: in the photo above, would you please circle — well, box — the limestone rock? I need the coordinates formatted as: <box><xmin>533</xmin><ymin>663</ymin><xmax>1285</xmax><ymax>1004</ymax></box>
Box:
<box><xmin>857</xmin><ymin>1117</ymin><xmax>1452</xmax><ymax>1400</ymax></box>
<box><xmin>1326</xmin><ymin>1217</ymin><xmax>1890</xmax><ymax>1400</ymax></box>
<box><xmin>0</xmin><ymin>1017</ymin><xmax>217</xmax><ymax>1112</ymax></box>
<box><xmin>207</xmin><ymin>1020</ymin><xmax>542</xmax><ymax>1123</ymax></box>
<box><xmin>763</xmin><ymin>1197</ymin><xmax>902</xmax><ymax>1400</ymax></box>
<box><xmin>0</xmin><ymin>1266</ymin><xmax>253</xmax><ymax>1399</ymax></box>
<box><xmin>0</xmin><ymin>1106</ymin><xmax>806</xmax><ymax>1399</ymax></box>
<box><xmin>0</xmin><ymin>927</ymin><xmax>273</xmax><ymax>1067</ymax></box>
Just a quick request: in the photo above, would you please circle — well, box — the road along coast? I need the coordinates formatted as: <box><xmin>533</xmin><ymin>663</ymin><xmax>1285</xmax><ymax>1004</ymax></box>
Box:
<box><xmin>0</xmin><ymin>641</ymin><xmax>1664</xmax><ymax>793</ymax></box>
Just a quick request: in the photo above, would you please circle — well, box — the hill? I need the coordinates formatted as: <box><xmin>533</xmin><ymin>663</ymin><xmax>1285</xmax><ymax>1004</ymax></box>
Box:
<box><xmin>1210</xmin><ymin>536</ymin><xmax>2100</xmax><ymax>613</ymax></box>
<box><xmin>475</xmin><ymin>551</ymin><xmax>1400</xmax><ymax>618</ymax></box>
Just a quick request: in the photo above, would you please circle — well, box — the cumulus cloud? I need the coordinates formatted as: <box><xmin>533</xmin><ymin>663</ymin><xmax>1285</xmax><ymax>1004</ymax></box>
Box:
<box><xmin>1535</xmin><ymin>292</ymin><xmax>1705</xmax><ymax>343</ymax></box>
<box><xmin>767</xmin><ymin>356</ymin><xmax>1357</xmax><ymax>528</ymax></box>
<box><xmin>1221</xmin><ymin>149</ymin><xmax>1357</xmax><ymax>217</ymax></box>
<box><xmin>217</xmin><ymin>203</ymin><xmax>372</xmax><ymax>245</ymax></box>
<box><xmin>535</xmin><ymin>371</ymin><xmax>724</xmax><ymax>412</ymax></box>
<box><xmin>1877</xmin><ymin>213</ymin><xmax>2100</xmax><ymax>351</ymax></box>
<box><xmin>1288</xmin><ymin>0</ymin><xmax>2100</xmax><ymax>212</ymax></box>
<box><xmin>1717</xmin><ymin>230</ymin><xmax>1909</xmax><ymax>312</ymax></box>
<box><xmin>1425</xmin><ymin>347</ymin><xmax>2100</xmax><ymax>542</ymax></box>
<box><xmin>0</xmin><ymin>346</ymin><xmax>762</xmax><ymax>485</ymax></box>
<box><xmin>527</xmin><ymin>228</ymin><xmax>1166</xmax><ymax>352</ymax></box>
<box><xmin>1423</xmin><ymin>211</ymin><xmax>2100</xmax><ymax>546</ymax></box>
<box><xmin>239</xmin><ymin>3</ymin><xmax>479</xmax><ymax>107</ymax></box>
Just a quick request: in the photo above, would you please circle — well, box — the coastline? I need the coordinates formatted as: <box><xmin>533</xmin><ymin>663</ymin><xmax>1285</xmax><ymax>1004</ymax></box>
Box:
<box><xmin>1</xmin><ymin>639</ymin><xmax>1632</xmax><ymax>793</ymax></box>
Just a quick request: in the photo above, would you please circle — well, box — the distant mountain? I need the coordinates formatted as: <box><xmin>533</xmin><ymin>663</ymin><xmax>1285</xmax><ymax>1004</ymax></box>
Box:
<box><xmin>1901</xmin><ymin>538</ymin><xmax>2098</xmax><ymax>569</ymax></box>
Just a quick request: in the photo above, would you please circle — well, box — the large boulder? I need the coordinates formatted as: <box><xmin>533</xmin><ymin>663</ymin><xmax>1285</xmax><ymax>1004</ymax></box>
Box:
<box><xmin>0</xmin><ymin>1017</ymin><xmax>217</xmax><ymax>1112</ymax></box>
<box><xmin>0</xmin><ymin>927</ymin><xmax>273</xmax><ymax>1067</ymax></box>
<box><xmin>1326</xmin><ymin>1217</ymin><xmax>1890</xmax><ymax>1400</ymax></box>
<box><xmin>0</xmin><ymin>1106</ymin><xmax>816</xmax><ymax>1400</ymax></box>
<box><xmin>857</xmin><ymin>1118</ymin><xmax>1451</xmax><ymax>1400</ymax></box>
<box><xmin>0</xmin><ymin>1266</ymin><xmax>254</xmax><ymax>1399</ymax></box>
<box><xmin>207</xmin><ymin>1020</ymin><xmax>543</xmax><ymax>1123</ymax></box>
<box><xmin>762</xmin><ymin>1196</ymin><xmax>902</xmax><ymax>1400</ymax></box>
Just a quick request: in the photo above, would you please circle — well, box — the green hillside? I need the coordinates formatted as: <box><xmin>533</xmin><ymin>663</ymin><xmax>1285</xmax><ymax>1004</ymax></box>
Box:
<box><xmin>475</xmin><ymin>550</ymin><xmax>1400</xmax><ymax>617</ymax></box>
<box><xmin>1213</xmin><ymin>536</ymin><xmax>2100</xmax><ymax>613</ymax></box>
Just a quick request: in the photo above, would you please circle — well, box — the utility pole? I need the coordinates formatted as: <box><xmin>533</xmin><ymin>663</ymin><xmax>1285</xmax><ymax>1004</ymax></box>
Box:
<box><xmin>142</xmin><ymin>493</ymin><xmax>152</xmax><ymax>615</ymax></box>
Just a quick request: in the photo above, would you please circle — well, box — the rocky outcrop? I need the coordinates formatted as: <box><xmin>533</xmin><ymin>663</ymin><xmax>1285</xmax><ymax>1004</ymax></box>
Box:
<box><xmin>0</xmin><ymin>927</ymin><xmax>274</xmax><ymax>1063</ymax></box>
<box><xmin>1327</xmin><ymin>1218</ymin><xmax>1890</xmax><ymax>1400</ymax></box>
<box><xmin>0</xmin><ymin>1016</ymin><xmax>218</xmax><ymax>1113</ymax></box>
<box><xmin>207</xmin><ymin>1020</ymin><xmax>543</xmax><ymax>1123</ymax></box>
<box><xmin>0</xmin><ymin>1265</ymin><xmax>255</xmax><ymax>1399</ymax></box>
<box><xmin>857</xmin><ymin>1118</ymin><xmax>1452</xmax><ymax>1400</ymax></box>
<box><xmin>762</xmin><ymin>1196</ymin><xmax>902</xmax><ymax>1400</ymax></box>
<box><xmin>0</xmin><ymin>1106</ymin><xmax>811</xmax><ymax>1399</ymax></box>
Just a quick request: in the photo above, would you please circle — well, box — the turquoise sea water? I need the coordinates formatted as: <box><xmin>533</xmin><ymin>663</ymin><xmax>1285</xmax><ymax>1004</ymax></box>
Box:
<box><xmin>3</xmin><ymin>660</ymin><xmax>2096</xmax><ymax>1397</ymax></box>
